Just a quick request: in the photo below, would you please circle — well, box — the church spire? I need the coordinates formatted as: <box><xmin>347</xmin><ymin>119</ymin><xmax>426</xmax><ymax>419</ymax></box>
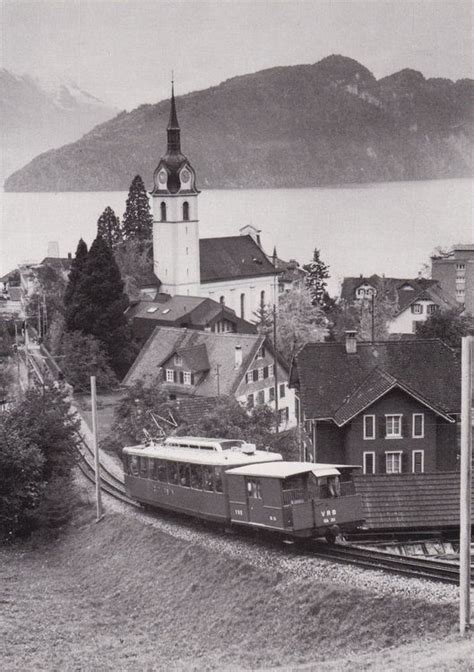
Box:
<box><xmin>167</xmin><ymin>79</ymin><xmax>181</xmax><ymax>153</ymax></box>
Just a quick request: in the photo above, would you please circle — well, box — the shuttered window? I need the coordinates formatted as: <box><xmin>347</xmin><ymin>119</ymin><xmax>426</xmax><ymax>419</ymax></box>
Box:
<box><xmin>363</xmin><ymin>415</ymin><xmax>375</xmax><ymax>440</ymax></box>
<box><xmin>385</xmin><ymin>415</ymin><xmax>402</xmax><ymax>438</ymax></box>
<box><xmin>363</xmin><ymin>452</ymin><xmax>376</xmax><ymax>474</ymax></box>
<box><xmin>385</xmin><ymin>452</ymin><xmax>402</xmax><ymax>474</ymax></box>
<box><xmin>412</xmin><ymin>450</ymin><xmax>424</xmax><ymax>473</ymax></box>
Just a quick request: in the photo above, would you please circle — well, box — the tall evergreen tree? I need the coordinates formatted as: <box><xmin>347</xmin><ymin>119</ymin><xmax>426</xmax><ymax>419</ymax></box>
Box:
<box><xmin>64</xmin><ymin>238</ymin><xmax>88</xmax><ymax>332</ymax></box>
<box><xmin>303</xmin><ymin>248</ymin><xmax>330</xmax><ymax>306</ymax></box>
<box><xmin>68</xmin><ymin>236</ymin><xmax>133</xmax><ymax>375</ymax></box>
<box><xmin>97</xmin><ymin>206</ymin><xmax>122</xmax><ymax>249</ymax></box>
<box><xmin>122</xmin><ymin>174</ymin><xmax>153</xmax><ymax>242</ymax></box>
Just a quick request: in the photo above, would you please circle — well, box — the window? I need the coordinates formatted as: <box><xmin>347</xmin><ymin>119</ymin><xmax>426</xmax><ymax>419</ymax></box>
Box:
<box><xmin>190</xmin><ymin>464</ymin><xmax>202</xmax><ymax>489</ymax></box>
<box><xmin>166</xmin><ymin>369</ymin><xmax>174</xmax><ymax>382</ymax></box>
<box><xmin>258</xmin><ymin>368</ymin><xmax>264</xmax><ymax>381</ymax></box>
<box><xmin>252</xmin><ymin>369</ymin><xmax>259</xmax><ymax>383</ymax></box>
<box><xmin>385</xmin><ymin>415</ymin><xmax>402</xmax><ymax>438</ymax></box>
<box><xmin>156</xmin><ymin>460</ymin><xmax>167</xmax><ymax>482</ymax></box>
<box><xmin>140</xmin><ymin>457</ymin><xmax>149</xmax><ymax>478</ymax></box>
<box><xmin>179</xmin><ymin>463</ymin><xmax>191</xmax><ymax>487</ymax></box>
<box><xmin>247</xmin><ymin>394</ymin><xmax>254</xmax><ymax>408</ymax></box>
<box><xmin>411</xmin><ymin>303</ymin><xmax>423</xmax><ymax>314</ymax></box>
<box><xmin>160</xmin><ymin>202</ymin><xmax>167</xmax><ymax>221</ymax></box>
<box><xmin>412</xmin><ymin>413</ymin><xmax>424</xmax><ymax>438</ymax></box>
<box><xmin>278</xmin><ymin>407</ymin><xmax>289</xmax><ymax>424</ymax></box>
<box><xmin>363</xmin><ymin>415</ymin><xmax>375</xmax><ymax>440</ymax></box>
<box><xmin>174</xmin><ymin>354</ymin><xmax>182</xmax><ymax>366</ymax></box>
<box><xmin>183</xmin><ymin>201</ymin><xmax>189</xmax><ymax>221</ymax></box>
<box><xmin>247</xmin><ymin>478</ymin><xmax>262</xmax><ymax>499</ymax></box>
<box><xmin>426</xmin><ymin>304</ymin><xmax>438</xmax><ymax>315</ymax></box>
<box><xmin>168</xmin><ymin>461</ymin><xmax>179</xmax><ymax>484</ymax></box>
<box><xmin>385</xmin><ymin>452</ymin><xmax>402</xmax><ymax>474</ymax></box>
<box><xmin>269</xmin><ymin>387</ymin><xmax>275</xmax><ymax>402</ymax></box>
<box><xmin>260</xmin><ymin>290</ymin><xmax>265</xmax><ymax>308</ymax></box>
<box><xmin>183</xmin><ymin>371</ymin><xmax>192</xmax><ymax>385</ymax></box>
<box><xmin>456</xmin><ymin>263</ymin><xmax>465</xmax><ymax>271</ymax></box>
<box><xmin>256</xmin><ymin>390</ymin><xmax>265</xmax><ymax>405</ymax></box>
<box><xmin>269</xmin><ymin>364</ymin><xmax>275</xmax><ymax>378</ymax></box>
<box><xmin>363</xmin><ymin>452</ymin><xmax>376</xmax><ymax>474</ymax></box>
<box><xmin>240</xmin><ymin>293</ymin><xmax>245</xmax><ymax>319</ymax></box>
<box><xmin>256</xmin><ymin>345</ymin><xmax>266</xmax><ymax>359</ymax></box>
<box><xmin>263</xmin><ymin>366</ymin><xmax>269</xmax><ymax>379</ymax></box>
<box><xmin>215</xmin><ymin>467</ymin><xmax>224</xmax><ymax>493</ymax></box>
<box><xmin>412</xmin><ymin>450</ymin><xmax>424</xmax><ymax>473</ymax></box>
<box><xmin>202</xmin><ymin>466</ymin><xmax>214</xmax><ymax>491</ymax></box>
<box><xmin>279</xmin><ymin>383</ymin><xmax>286</xmax><ymax>398</ymax></box>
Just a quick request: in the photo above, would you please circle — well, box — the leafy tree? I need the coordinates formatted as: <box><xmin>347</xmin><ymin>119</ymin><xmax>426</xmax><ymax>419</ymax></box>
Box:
<box><xmin>415</xmin><ymin>308</ymin><xmax>472</xmax><ymax>350</ymax></box>
<box><xmin>24</xmin><ymin>263</ymin><xmax>67</xmax><ymax>344</ymax></box>
<box><xmin>114</xmin><ymin>238</ymin><xmax>156</xmax><ymax>302</ymax></box>
<box><xmin>97</xmin><ymin>206</ymin><xmax>122</xmax><ymax>249</ymax></box>
<box><xmin>303</xmin><ymin>248</ymin><xmax>330</xmax><ymax>306</ymax></box>
<box><xmin>59</xmin><ymin>331</ymin><xmax>118</xmax><ymax>392</ymax></box>
<box><xmin>122</xmin><ymin>175</ymin><xmax>153</xmax><ymax>242</ymax></box>
<box><xmin>66</xmin><ymin>236</ymin><xmax>133</xmax><ymax>375</ymax></box>
<box><xmin>276</xmin><ymin>286</ymin><xmax>326</xmax><ymax>358</ymax></box>
<box><xmin>329</xmin><ymin>284</ymin><xmax>398</xmax><ymax>342</ymax></box>
<box><xmin>0</xmin><ymin>421</ymin><xmax>45</xmax><ymax>540</ymax></box>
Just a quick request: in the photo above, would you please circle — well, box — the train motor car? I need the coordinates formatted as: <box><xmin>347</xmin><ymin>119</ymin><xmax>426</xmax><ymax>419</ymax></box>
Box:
<box><xmin>123</xmin><ymin>436</ymin><xmax>283</xmax><ymax>523</ymax></box>
<box><xmin>123</xmin><ymin>437</ymin><xmax>364</xmax><ymax>540</ymax></box>
<box><xmin>226</xmin><ymin>461</ymin><xmax>364</xmax><ymax>541</ymax></box>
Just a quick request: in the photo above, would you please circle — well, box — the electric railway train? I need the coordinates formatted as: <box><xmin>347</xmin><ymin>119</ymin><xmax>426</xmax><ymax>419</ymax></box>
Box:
<box><xmin>123</xmin><ymin>436</ymin><xmax>365</xmax><ymax>541</ymax></box>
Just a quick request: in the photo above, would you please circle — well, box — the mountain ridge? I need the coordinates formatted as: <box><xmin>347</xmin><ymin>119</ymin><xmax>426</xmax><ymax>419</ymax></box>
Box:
<box><xmin>4</xmin><ymin>55</ymin><xmax>473</xmax><ymax>192</ymax></box>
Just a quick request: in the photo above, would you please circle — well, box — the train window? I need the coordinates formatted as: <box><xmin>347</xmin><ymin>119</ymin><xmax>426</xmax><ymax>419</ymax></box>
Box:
<box><xmin>156</xmin><ymin>460</ymin><xmax>168</xmax><ymax>482</ymax></box>
<box><xmin>168</xmin><ymin>461</ymin><xmax>179</xmax><ymax>485</ymax></box>
<box><xmin>190</xmin><ymin>464</ymin><xmax>202</xmax><ymax>489</ymax></box>
<box><xmin>202</xmin><ymin>465</ymin><xmax>214</xmax><ymax>491</ymax></box>
<box><xmin>149</xmin><ymin>458</ymin><xmax>157</xmax><ymax>479</ymax></box>
<box><xmin>140</xmin><ymin>457</ymin><xmax>149</xmax><ymax>478</ymax></box>
<box><xmin>282</xmin><ymin>475</ymin><xmax>304</xmax><ymax>491</ymax></box>
<box><xmin>214</xmin><ymin>467</ymin><xmax>224</xmax><ymax>493</ymax></box>
<box><xmin>179</xmin><ymin>463</ymin><xmax>191</xmax><ymax>488</ymax></box>
<box><xmin>327</xmin><ymin>476</ymin><xmax>341</xmax><ymax>498</ymax></box>
<box><xmin>247</xmin><ymin>478</ymin><xmax>262</xmax><ymax>499</ymax></box>
<box><xmin>219</xmin><ymin>440</ymin><xmax>245</xmax><ymax>450</ymax></box>
<box><xmin>129</xmin><ymin>456</ymin><xmax>139</xmax><ymax>477</ymax></box>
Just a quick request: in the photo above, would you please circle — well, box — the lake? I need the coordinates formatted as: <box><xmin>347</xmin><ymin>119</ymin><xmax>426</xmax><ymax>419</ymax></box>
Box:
<box><xmin>1</xmin><ymin>179</ymin><xmax>472</xmax><ymax>293</ymax></box>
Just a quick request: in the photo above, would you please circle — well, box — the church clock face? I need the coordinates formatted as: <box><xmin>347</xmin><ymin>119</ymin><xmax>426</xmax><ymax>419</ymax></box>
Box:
<box><xmin>181</xmin><ymin>169</ymin><xmax>190</xmax><ymax>183</ymax></box>
<box><xmin>158</xmin><ymin>170</ymin><xmax>167</xmax><ymax>184</ymax></box>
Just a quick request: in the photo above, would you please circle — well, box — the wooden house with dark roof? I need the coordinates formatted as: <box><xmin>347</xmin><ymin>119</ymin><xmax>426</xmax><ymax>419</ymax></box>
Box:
<box><xmin>150</xmin><ymin>86</ymin><xmax>280</xmax><ymax>323</ymax></box>
<box><xmin>290</xmin><ymin>334</ymin><xmax>461</xmax><ymax>475</ymax></box>
<box><xmin>126</xmin><ymin>294</ymin><xmax>256</xmax><ymax>346</ymax></box>
<box><xmin>123</xmin><ymin>327</ymin><xmax>296</xmax><ymax>429</ymax></box>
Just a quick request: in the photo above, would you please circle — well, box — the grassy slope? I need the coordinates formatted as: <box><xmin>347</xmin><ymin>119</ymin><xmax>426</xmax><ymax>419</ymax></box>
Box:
<box><xmin>1</xmin><ymin>501</ymin><xmax>471</xmax><ymax>671</ymax></box>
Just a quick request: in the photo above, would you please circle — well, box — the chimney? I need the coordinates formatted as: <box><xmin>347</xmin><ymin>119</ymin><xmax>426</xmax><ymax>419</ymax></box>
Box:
<box><xmin>345</xmin><ymin>330</ymin><xmax>357</xmax><ymax>354</ymax></box>
<box><xmin>234</xmin><ymin>345</ymin><xmax>243</xmax><ymax>368</ymax></box>
<box><xmin>67</xmin><ymin>252</ymin><xmax>72</xmax><ymax>260</ymax></box>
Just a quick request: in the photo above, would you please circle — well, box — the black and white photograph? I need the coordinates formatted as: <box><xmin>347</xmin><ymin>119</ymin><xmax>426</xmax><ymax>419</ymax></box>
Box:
<box><xmin>0</xmin><ymin>0</ymin><xmax>473</xmax><ymax>669</ymax></box>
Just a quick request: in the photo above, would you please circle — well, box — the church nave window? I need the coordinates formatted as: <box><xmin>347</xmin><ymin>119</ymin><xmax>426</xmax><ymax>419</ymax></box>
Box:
<box><xmin>183</xmin><ymin>201</ymin><xmax>190</xmax><ymax>221</ymax></box>
<box><xmin>160</xmin><ymin>202</ymin><xmax>167</xmax><ymax>221</ymax></box>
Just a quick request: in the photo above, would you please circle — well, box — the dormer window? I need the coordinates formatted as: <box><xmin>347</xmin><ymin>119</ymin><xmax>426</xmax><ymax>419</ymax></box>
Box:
<box><xmin>160</xmin><ymin>202</ymin><xmax>167</xmax><ymax>221</ymax></box>
<box><xmin>183</xmin><ymin>201</ymin><xmax>189</xmax><ymax>221</ymax></box>
<box><xmin>174</xmin><ymin>354</ymin><xmax>183</xmax><ymax>366</ymax></box>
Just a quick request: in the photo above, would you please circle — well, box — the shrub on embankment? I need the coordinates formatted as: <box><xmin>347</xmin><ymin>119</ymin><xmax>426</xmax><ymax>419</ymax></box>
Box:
<box><xmin>0</xmin><ymin>385</ymin><xmax>79</xmax><ymax>540</ymax></box>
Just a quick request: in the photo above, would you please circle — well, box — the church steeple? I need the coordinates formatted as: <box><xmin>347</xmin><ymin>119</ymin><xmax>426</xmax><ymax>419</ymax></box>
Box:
<box><xmin>167</xmin><ymin>81</ymin><xmax>181</xmax><ymax>153</ymax></box>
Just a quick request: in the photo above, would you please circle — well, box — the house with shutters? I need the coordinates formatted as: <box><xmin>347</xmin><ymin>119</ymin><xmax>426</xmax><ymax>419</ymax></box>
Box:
<box><xmin>289</xmin><ymin>333</ymin><xmax>460</xmax><ymax>474</ymax></box>
<box><xmin>123</xmin><ymin>327</ymin><xmax>296</xmax><ymax>429</ymax></box>
<box><xmin>340</xmin><ymin>274</ymin><xmax>456</xmax><ymax>335</ymax></box>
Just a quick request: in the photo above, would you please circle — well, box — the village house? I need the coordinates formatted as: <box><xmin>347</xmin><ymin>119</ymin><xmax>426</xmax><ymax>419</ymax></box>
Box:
<box><xmin>289</xmin><ymin>333</ymin><xmax>460</xmax><ymax>474</ymax></box>
<box><xmin>126</xmin><ymin>293</ymin><xmax>256</xmax><ymax>346</ymax></box>
<box><xmin>150</xmin><ymin>86</ymin><xmax>281</xmax><ymax>321</ymax></box>
<box><xmin>123</xmin><ymin>327</ymin><xmax>296</xmax><ymax>429</ymax></box>
<box><xmin>340</xmin><ymin>274</ymin><xmax>456</xmax><ymax>335</ymax></box>
<box><xmin>431</xmin><ymin>244</ymin><xmax>474</xmax><ymax>315</ymax></box>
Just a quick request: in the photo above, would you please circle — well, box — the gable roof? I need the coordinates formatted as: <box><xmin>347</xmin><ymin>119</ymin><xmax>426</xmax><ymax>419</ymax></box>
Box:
<box><xmin>123</xmin><ymin>327</ymin><xmax>265</xmax><ymax>396</ymax></box>
<box><xmin>40</xmin><ymin>257</ymin><xmax>73</xmax><ymax>272</ymax></box>
<box><xmin>200</xmin><ymin>235</ymin><xmax>278</xmax><ymax>283</ymax></box>
<box><xmin>292</xmin><ymin>339</ymin><xmax>460</xmax><ymax>422</ymax></box>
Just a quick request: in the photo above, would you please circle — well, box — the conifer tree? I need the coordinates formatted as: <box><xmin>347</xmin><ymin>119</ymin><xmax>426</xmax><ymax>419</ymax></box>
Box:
<box><xmin>97</xmin><ymin>206</ymin><xmax>122</xmax><ymax>249</ymax></box>
<box><xmin>64</xmin><ymin>238</ymin><xmax>88</xmax><ymax>332</ymax></box>
<box><xmin>68</xmin><ymin>236</ymin><xmax>132</xmax><ymax>375</ymax></box>
<box><xmin>303</xmin><ymin>248</ymin><xmax>330</xmax><ymax>307</ymax></box>
<box><xmin>122</xmin><ymin>175</ymin><xmax>153</xmax><ymax>242</ymax></box>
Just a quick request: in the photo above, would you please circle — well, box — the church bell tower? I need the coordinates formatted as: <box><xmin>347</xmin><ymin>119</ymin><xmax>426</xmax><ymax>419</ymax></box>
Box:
<box><xmin>151</xmin><ymin>82</ymin><xmax>200</xmax><ymax>296</ymax></box>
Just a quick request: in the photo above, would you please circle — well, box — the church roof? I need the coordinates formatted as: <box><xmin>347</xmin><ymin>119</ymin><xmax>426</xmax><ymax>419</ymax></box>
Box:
<box><xmin>200</xmin><ymin>235</ymin><xmax>279</xmax><ymax>283</ymax></box>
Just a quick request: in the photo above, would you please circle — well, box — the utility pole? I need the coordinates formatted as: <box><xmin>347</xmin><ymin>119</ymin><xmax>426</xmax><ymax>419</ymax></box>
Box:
<box><xmin>90</xmin><ymin>376</ymin><xmax>104</xmax><ymax>523</ymax></box>
<box><xmin>371</xmin><ymin>291</ymin><xmax>375</xmax><ymax>343</ymax></box>
<box><xmin>459</xmin><ymin>335</ymin><xmax>472</xmax><ymax>636</ymax></box>
<box><xmin>215</xmin><ymin>364</ymin><xmax>221</xmax><ymax>397</ymax></box>
<box><xmin>273</xmin><ymin>304</ymin><xmax>279</xmax><ymax>434</ymax></box>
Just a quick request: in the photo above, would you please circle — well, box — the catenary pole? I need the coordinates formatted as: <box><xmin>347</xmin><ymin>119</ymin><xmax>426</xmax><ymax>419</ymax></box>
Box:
<box><xmin>273</xmin><ymin>304</ymin><xmax>279</xmax><ymax>434</ymax></box>
<box><xmin>90</xmin><ymin>376</ymin><xmax>104</xmax><ymax>523</ymax></box>
<box><xmin>459</xmin><ymin>335</ymin><xmax>473</xmax><ymax>635</ymax></box>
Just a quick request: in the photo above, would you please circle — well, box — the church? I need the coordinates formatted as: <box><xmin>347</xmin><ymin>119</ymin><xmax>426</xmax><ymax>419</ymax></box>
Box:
<box><xmin>150</xmin><ymin>85</ymin><xmax>280</xmax><ymax>322</ymax></box>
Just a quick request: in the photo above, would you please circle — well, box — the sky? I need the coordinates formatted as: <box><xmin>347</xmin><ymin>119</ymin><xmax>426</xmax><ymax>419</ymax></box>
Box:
<box><xmin>2</xmin><ymin>0</ymin><xmax>473</xmax><ymax>111</ymax></box>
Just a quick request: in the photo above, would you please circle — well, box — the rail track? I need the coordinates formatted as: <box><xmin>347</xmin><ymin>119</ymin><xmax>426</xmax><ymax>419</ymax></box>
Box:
<box><xmin>305</xmin><ymin>541</ymin><xmax>472</xmax><ymax>586</ymax></box>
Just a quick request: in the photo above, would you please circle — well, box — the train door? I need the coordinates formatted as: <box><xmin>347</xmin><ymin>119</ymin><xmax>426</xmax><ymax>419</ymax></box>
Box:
<box><xmin>246</xmin><ymin>477</ymin><xmax>264</xmax><ymax>524</ymax></box>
